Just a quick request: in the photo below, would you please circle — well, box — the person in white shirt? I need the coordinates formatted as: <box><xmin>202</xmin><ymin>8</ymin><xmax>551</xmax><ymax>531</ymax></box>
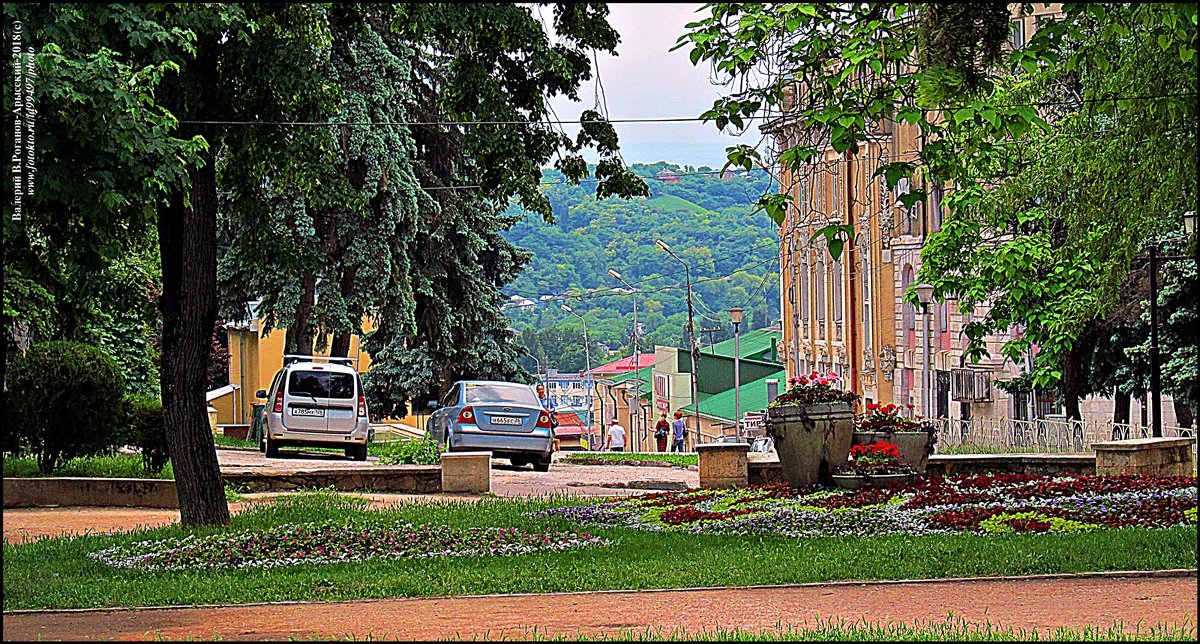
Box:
<box><xmin>605</xmin><ymin>419</ymin><xmax>627</xmax><ymax>452</ymax></box>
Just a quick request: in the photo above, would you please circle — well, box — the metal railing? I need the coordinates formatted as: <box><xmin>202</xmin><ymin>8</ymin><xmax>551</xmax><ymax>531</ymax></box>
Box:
<box><xmin>932</xmin><ymin>417</ymin><xmax>1197</xmax><ymax>454</ymax></box>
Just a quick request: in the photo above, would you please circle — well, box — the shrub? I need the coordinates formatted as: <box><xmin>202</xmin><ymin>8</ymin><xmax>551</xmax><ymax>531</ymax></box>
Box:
<box><xmin>122</xmin><ymin>395</ymin><xmax>170</xmax><ymax>474</ymax></box>
<box><xmin>375</xmin><ymin>438</ymin><xmax>441</xmax><ymax>465</ymax></box>
<box><xmin>8</xmin><ymin>341</ymin><xmax>126</xmax><ymax>473</ymax></box>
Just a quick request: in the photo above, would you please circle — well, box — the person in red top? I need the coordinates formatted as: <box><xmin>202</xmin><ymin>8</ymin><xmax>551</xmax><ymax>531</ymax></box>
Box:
<box><xmin>654</xmin><ymin>413</ymin><xmax>670</xmax><ymax>452</ymax></box>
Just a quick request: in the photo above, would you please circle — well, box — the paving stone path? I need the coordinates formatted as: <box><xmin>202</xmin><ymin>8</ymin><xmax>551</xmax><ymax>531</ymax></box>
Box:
<box><xmin>3</xmin><ymin>574</ymin><xmax>1195</xmax><ymax>641</ymax></box>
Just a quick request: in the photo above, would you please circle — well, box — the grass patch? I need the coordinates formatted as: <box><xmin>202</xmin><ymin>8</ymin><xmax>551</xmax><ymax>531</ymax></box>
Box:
<box><xmin>2</xmin><ymin>453</ymin><xmax>173</xmax><ymax>479</ymax></box>
<box><xmin>212</xmin><ymin>435</ymin><xmax>257</xmax><ymax>449</ymax></box>
<box><xmin>561</xmin><ymin>452</ymin><xmax>697</xmax><ymax>467</ymax></box>
<box><xmin>3</xmin><ymin>490</ymin><xmax>1195</xmax><ymax>611</ymax></box>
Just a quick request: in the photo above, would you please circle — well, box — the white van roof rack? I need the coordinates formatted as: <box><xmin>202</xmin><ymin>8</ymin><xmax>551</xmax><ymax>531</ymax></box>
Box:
<box><xmin>283</xmin><ymin>354</ymin><xmax>359</xmax><ymax>365</ymax></box>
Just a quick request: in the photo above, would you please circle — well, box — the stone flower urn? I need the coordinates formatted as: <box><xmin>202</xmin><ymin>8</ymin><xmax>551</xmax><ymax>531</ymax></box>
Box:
<box><xmin>765</xmin><ymin>402</ymin><xmax>854</xmax><ymax>487</ymax></box>
<box><xmin>851</xmin><ymin>430</ymin><xmax>933</xmax><ymax>473</ymax></box>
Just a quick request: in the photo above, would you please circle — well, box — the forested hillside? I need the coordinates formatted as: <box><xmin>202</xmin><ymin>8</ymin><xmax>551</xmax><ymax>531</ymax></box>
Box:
<box><xmin>502</xmin><ymin>162</ymin><xmax>780</xmax><ymax>374</ymax></box>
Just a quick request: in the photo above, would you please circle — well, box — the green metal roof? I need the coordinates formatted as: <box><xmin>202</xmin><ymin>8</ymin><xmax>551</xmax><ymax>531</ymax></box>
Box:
<box><xmin>608</xmin><ymin>365</ymin><xmax>653</xmax><ymax>385</ymax></box>
<box><xmin>700</xmin><ymin>328</ymin><xmax>782</xmax><ymax>363</ymax></box>
<box><xmin>678</xmin><ymin>369</ymin><xmax>786</xmax><ymax>422</ymax></box>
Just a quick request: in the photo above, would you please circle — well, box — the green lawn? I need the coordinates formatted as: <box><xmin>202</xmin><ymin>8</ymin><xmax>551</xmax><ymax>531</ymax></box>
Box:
<box><xmin>3</xmin><ymin>491</ymin><xmax>1195</xmax><ymax>611</ymax></box>
<box><xmin>2</xmin><ymin>453</ymin><xmax>173</xmax><ymax>479</ymax></box>
<box><xmin>561</xmin><ymin>452</ymin><xmax>698</xmax><ymax>467</ymax></box>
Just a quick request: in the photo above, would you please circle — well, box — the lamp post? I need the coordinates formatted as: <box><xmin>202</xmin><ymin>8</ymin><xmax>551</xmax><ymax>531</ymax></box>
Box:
<box><xmin>608</xmin><ymin>269</ymin><xmax>642</xmax><ymax>444</ymax></box>
<box><xmin>729</xmin><ymin>307</ymin><xmax>744</xmax><ymax>439</ymax></box>
<box><xmin>656</xmin><ymin>239</ymin><xmax>702</xmax><ymax>447</ymax></box>
<box><xmin>914</xmin><ymin>284</ymin><xmax>935</xmax><ymax>420</ymax></box>
<box><xmin>1146</xmin><ymin>211</ymin><xmax>1197</xmax><ymax>438</ymax></box>
<box><xmin>561</xmin><ymin>304</ymin><xmax>594</xmax><ymax>438</ymax></box>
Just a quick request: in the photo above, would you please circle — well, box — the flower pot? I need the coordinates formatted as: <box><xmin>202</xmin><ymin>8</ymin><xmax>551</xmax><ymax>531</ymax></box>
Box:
<box><xmin>852</xmin><ymin>431</ymin><xmax>932</xmax><ymax>473</ymax></box>
<box><xmin>765</xmin><ymin>402</ymin><xmax>854</xmax><ymax>487</ymax></box>
<box><xmin>831</xmin><ymin>472</ymin><xmax>915</xmax><ymax>490</ymax></box>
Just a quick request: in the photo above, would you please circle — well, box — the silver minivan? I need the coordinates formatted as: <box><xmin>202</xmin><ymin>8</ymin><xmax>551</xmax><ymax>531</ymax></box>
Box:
<box><xmin>257</xmin><ymin>355</ymin><xmax>370</xmax><ymax>460</ymax></box>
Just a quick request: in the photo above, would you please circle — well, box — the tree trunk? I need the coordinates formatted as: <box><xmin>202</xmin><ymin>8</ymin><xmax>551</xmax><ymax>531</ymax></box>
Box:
<box><xmin>1112</xmin><ymin>387</ymin><xmax>1131</xmax><ymax>424</ymax></box>
<box><xmin>330</xmin><ymin>332</ymin><xmax>353</xmax><ymax>357</ymax></box>
<box><xmin>1173</xmin><ymin>399</ymin><xmax>1194</xmax><ymax>429</ymax></box>
<box><xmin>285</xmin><ymin>270</ymin><xmax>317</xmax><ymax>355</ymax></box>
<box><xmin>158</xmin><ymin>155</ymin><xmax>230</xmax><ymax>527</ymax></box>
<box><xmin>1060</xmin><ymin>347</ymin><xmax>1082</xmax><ymax>421</ymax></box>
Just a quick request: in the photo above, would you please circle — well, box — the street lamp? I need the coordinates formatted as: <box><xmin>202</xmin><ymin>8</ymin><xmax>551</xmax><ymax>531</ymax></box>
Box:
<box><xmin>1146</xmin><ymin>210</ymin><xmax>1198</xmax><ymax>438</ymax></box>
<box><xmin>656</xmin><ymin>239</ymin><xmax>702</xmax><ymax>448</ymax></box>
<box><xmin>729</xmin><ymin>306</ymin><xmax>744</xmax><ymax>439</ymax></box>
<box><xmin>913</xmin><ymin>284</ymin><xmax>935</xmax><ymax>420</ymax></box>
<box><xmin>561</xmin><ymin>304</ymin><xmax>594</xmax><ymax>439</ymax></box>
<box><xmin>608</xmin><ymin>269</ymin><xmax>643</xmax><ymax>444</ymax></box>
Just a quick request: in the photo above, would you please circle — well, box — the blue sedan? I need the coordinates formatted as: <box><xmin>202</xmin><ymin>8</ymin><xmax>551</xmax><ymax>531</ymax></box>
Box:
<box><xmin>427</xmin><ymin>380</ymin><xmax>555</xmax><ymax>471</ymax></box>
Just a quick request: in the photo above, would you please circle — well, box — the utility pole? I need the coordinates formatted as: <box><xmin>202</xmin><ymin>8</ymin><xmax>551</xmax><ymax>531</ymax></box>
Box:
<box><xmin>657</xmin><ymin>240</ymin><xmax>702</xmax><ymax>449</ymax></box>
<box><xmin>608</xmin><ymin>269</ymin><xmax>642</xmax><ymax>444</ymax></box>
<box><xmin>701</xmin><ymin>327</ymin><xmax>721</xmax><ymax>352</ymax></box>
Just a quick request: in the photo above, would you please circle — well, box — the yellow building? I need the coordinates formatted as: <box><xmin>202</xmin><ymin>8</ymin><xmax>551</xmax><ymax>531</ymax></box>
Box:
<box><xmin>766</xmin><ymin>5</ymin><xmax>1062</xmax><ymax>422</ymax></box>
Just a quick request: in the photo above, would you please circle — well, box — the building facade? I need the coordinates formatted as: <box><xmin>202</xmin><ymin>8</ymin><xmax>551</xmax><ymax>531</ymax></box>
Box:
<box><xmin>767</xmin><ymin>4</ymin><xmax>1117</xmax><ymax>423</ymax></box>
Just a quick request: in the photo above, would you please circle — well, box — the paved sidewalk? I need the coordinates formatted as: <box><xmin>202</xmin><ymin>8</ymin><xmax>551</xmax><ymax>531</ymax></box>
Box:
<box><xmin>4</xmin><ymin>574</ymin><xmax>1196</xmax><ymax>641</ymax></box>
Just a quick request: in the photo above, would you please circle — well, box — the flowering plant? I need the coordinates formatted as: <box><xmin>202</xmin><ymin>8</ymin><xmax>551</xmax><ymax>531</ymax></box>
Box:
<box><xmin>834</xmin><ymin>441</ymin><xmax>916</xmax><ymax>476</ymax></box>
<box><xmin>769</xmin><ymin>371</ymin><xmax>858</xmax><ymax>407</ymax></box>
<box><xmin>854</xmin><ymin>402</ymin><xmax>938</xmax><ymax>452</ymax></box>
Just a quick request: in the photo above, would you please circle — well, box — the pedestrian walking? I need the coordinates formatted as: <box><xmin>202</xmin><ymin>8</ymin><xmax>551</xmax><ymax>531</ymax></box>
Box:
<box><xmin>654</xmin><ymin>413</ymin><xmax>670</xmax><ymax>452</ymax></box>
<box><xmin>671</xmin><ymin>411</ymin><xmax>687</xmax><ymax>452</ymax></box>
<box><xmin>606</xmin><ymin>418</ymin><xmax>626</xmax><ymax>452</ymax></box>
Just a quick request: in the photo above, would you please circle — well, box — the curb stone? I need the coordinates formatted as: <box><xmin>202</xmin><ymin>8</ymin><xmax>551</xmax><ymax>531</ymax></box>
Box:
<box><xmin>5</xmin><ymin>568</ymin><xmax>1195</xmax><ymax>616</ymax></box>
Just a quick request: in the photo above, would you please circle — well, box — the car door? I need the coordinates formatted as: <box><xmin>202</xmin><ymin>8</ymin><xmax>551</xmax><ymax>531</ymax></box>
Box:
<box><xmin>284</xmin><ymin>368</ymin><xmax>333</xmax><ymax>432</ymax></box>
<box><xmin>430</xmin><ymin>383</ymin><xmax>460</xmax><ymax>444</ymax></box>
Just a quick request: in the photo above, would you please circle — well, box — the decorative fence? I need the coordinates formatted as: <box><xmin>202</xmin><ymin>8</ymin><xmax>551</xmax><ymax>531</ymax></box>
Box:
<box><xmin>932</xmin><ymin>417</ymin><xmax>1197</xmax><ymax>454</ymax></box>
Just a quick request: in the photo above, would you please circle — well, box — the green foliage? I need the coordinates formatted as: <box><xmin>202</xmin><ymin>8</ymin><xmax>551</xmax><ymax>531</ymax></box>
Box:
<box><xmin>680</xmin><ymin>3</ymin><xmax>1198</xmax><ymax>401</ymax></box>
<box><xmin>374</xmin><ymin>438</ymin><xmax>442</xmax><ymax>466</ymax></box>
<box><xmin>121</xmin><ymin>395</ymin><xmax>170</xmax><ymax>474</ymax></box>
<box><xmin>2</xmin><ymin>453</ymin><xmax>174</xmax><ymax>480</ymax></box>
<box><xmin>7</xmin><ymin>341</ymin><xmax>126</xmax><ymax>473</ymax></box>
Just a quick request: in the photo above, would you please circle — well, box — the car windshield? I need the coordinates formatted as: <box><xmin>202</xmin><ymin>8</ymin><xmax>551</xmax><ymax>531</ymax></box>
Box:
<box><xmin>463</xmin><ymin>383</ymin><xmax>540</xmax><ymax>406</ymax></box>
<box><xmin>288</xmin><ymin>370</ymin><xmax>355</xmax><ymax>399</ymax></box>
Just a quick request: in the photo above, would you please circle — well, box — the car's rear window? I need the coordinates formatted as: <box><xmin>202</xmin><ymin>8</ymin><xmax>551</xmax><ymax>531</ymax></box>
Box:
<box><xmin>464</xmin><ymin>383</ymin><xmax>540</xmax><ymax>406</ymax></box>
<box><xmin>288</xmin><ymin>371</ymin><xmax>355</xmax><ymax>399</ymax></box>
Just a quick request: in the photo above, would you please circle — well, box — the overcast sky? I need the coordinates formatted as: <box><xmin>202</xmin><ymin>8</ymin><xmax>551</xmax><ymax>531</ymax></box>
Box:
<box><xmin>545</xmin><ymin>3</ymin><xmax>762</xmax><ymax>169</ymax></box>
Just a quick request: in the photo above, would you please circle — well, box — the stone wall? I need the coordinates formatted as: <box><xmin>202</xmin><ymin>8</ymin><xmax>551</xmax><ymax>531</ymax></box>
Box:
<box><xmin>4</xmin><ymin>477</ymin><xmax>180</xmax><ymax>509</ymax></box>
<box><xmin>1093</xmin><ymin>438</ymin><xmax>1196</xmax><ymax>477</ymax></box>
<box><xmin>221</xmin><ymin>466</ymin><xmax>442</xmax><ymax>494</ymax></box>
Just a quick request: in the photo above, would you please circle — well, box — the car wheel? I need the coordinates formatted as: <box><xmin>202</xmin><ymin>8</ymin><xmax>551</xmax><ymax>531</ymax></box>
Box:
<box><xmin>533</xmin><ymin>456</ymin><xmax>551</xmax><ymax>472</ymax></box>
<box><xmin>351</xmin><ymin>444</ymin><xmax>368</xmax><ymax>461</ymax></box>
<box><xmin>509</xmin><ymin>457</ymin><xmax>528</xmax><ymax>468</ymax></box>
<box><xmin>264</xmin><ymin>434</ymin><xmax>280</xmax><ymax>458</ymax></box>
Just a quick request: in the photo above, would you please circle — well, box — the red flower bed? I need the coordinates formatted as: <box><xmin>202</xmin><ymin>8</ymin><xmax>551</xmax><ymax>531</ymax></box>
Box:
<box><xmin>659</xmin><ymin>506</ymin><xmax>756</xmax><ymax>525</ymax></box>
<box><xmin>807</xmin><ymin>486</ymin><xmax>897</xmax><ymax>510</ymax></box>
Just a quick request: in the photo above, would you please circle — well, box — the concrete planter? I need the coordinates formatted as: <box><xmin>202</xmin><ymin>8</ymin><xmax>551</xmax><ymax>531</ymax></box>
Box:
<box><xmin>852</xmin><ymin>431</ymin><xmax>933</xmax><ymax>473</ymax></box>
<box><xmin>831</xmin><ymin>472</ymin><xmax>915</xmax><ymax>491</ymax></box>
<box><xmin>765</xmin><ymin>401</ymin><xmax>854</xmax><ymax>487</ymax></box>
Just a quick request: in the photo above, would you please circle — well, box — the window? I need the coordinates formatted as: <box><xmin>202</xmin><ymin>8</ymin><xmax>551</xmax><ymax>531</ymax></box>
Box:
<box><xmin>929</xmin><ymin>184</ymin><xmax>945</xmax><ymax>234</ymax></box>
<box><xmin>831</xmin><ymin>258</ymin><xmax>844</xmax><ymax>340</ymax></box>
<box><xmin>464</xmin><ymin>383</ymin><xmax>540</xmax><ymax>406</ymax></box>
<box><xmin>895</xmin><ymin>177</ymin><xmax>922</xmax><ymax>236</ymax></box>
<box><xmin>902</xmin><ymin>265</ymin><xmax>916</xmax><ymax>349</ymax></box>
<box><xmin>815</xmin><ymin>260</ymin><xmax>827</xmax><ymax>340</ymax></box>
<box><xmin>288</xmin><ymin>370</ymin><xmax>355</xmax><ymax>399</ymax></box>
<box><xmin>1009</xmin><ymin>18</ymin><xmax>1025</xmax><ymax>49</ymax></box>
<box><xmin>800</xmin><ymin>259</ymin><xmax>810</xmax><ymax>323</ymax></box>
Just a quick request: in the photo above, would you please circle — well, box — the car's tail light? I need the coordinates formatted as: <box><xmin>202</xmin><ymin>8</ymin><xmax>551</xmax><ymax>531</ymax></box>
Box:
<box><xmin>536</xmin><ymin>412</ymin><xmax>553</xmax><ymax>428</ymax></box>
<box><xmin>457</xmin><ymin>406</ymin><xmax>475</xmax><ymax>424</ymax></box>
<box><xmin>357</xmin><ymin>395</ymin><xmax>367</xmax><ymax>418</ymax></box>
<box><xmin>273</xmin><ymin>391</ymin><xmax>284</xmax><ymax>413</ymax></box>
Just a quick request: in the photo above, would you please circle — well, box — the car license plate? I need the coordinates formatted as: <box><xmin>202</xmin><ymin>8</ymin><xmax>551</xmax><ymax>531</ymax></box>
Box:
<box><xmin>290</xmin><ymin>407</ymin><xmax>325</xmax><ymax>417</ymax></box>
<box><xmin>490</xmin><ymin>415</ymin><xmax>522</xmax><ymax>426</ymax></box>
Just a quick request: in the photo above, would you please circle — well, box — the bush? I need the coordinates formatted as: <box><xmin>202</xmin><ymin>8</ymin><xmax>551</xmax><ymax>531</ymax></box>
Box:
<box><xmin>122</xmin><ymin>395</ymin><xmax>170</xmax><ymax>474</ymax></box>
<box><xmin>375</xmin><ymin>438</ymin><xmax>441</xmax><ymax>465</ymax></box>
<box><xmin>8</xmin><ymin>341</ymin><xmax>126</xmax><ymax>473</ymax></box>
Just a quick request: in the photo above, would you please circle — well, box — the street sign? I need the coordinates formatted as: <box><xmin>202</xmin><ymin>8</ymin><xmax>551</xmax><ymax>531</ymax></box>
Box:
<box><xmin>742</xmin><ymin>411</ymin><xmax>765</xmax><ymax>431</ymax></box>
<box><xmin>655</xmin><ymin>398</ymin><xmax>670</xmax><ymax>411</ymax></box>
